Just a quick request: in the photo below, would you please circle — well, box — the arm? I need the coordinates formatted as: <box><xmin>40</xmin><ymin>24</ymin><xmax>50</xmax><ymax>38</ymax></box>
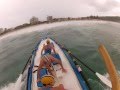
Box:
<box><xmin>41</xmin><ymin>45</ymin><xmax>45</xmax><ymax>55</ymax></box>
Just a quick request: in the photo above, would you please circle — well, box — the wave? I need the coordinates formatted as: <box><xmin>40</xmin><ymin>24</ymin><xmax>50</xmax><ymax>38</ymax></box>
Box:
<box><xmin>0</xmin><ymin>74</ymin><xmax>24</xmax><ymax>90</ymax></box>
<box><xmin>0</xmin><ymin>20</ymin><xmax>110</xmax><ymax>41</ymax></box>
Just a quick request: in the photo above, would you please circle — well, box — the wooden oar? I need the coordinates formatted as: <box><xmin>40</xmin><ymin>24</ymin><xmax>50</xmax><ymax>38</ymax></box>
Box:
<box><xmin>98</xmin><ymin>44</ymin><xmax>120</xmax><ymax>90</ymax></box>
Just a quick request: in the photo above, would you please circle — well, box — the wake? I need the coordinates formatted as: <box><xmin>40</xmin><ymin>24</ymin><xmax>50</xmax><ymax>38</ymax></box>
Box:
<box><xmin>0</xmin><ymin>74</ymin><xmax>24</xmax><ymax>90</ymax></box>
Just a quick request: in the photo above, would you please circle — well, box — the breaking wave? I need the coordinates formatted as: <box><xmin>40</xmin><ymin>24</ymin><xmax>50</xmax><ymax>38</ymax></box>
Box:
<box><xmin>0</xmin><ymin>74</ymin><xmax>25</xmax><ymax>90</ymax></box>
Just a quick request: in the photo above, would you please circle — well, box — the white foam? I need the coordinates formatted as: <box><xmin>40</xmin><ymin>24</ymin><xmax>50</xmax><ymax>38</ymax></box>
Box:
<box><xmin>104</xmin><ymin>71</ymin><xmax>120</xmax><ymax>80</ymax></box>
<box><xmin>0</xmin><ymin>74</ymin><xmax>24</xmax><ymax>90</ymax></box>
<box><xmin>0</xmin><ymin>21</ymin><xmax>73</xmax><ymax>41</ymax></box>
<box><xmin>103</xmin><ymin>72</ymin><xmax>120</xmax><ymax>90</ymax></box>
<box><xmin>103</xmin><ymin>73</ymin><xmax>111</xmax><ymax>80</ymax></box>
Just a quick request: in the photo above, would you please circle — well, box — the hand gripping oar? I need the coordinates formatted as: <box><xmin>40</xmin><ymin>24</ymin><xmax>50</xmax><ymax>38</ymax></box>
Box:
<box><xmin>58</xmin><ymin>45</ymin><xmax>112</xmax><ymax>88</ymax></box>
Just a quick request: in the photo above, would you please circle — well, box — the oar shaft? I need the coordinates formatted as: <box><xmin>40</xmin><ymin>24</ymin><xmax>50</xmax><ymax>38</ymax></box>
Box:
<box><xmin>22</xmin><ymin>55</ymin><xmax>32</xmax><ymax>74</ymax></box>
<box><xmin>99</xmin><ymin>44</ymin><xmax>120</xmax><ymax>90</ymax></box>
<box><xmin>63</xmin><ymin>47</ymin><xmax>95</xmax><ymax>74</ymax></box>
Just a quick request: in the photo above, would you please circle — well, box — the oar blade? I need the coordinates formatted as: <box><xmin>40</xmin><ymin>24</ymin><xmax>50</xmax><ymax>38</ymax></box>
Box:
<box><xmin>96</xmin><ymin>72</ymin><xmax>112</xmax><ymax>88</ymax></box>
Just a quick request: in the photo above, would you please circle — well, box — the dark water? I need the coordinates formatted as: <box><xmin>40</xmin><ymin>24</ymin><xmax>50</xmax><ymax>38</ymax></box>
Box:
<box><xmin>0</xmin><ymin>21</ymin><xmax>120</xmax><ymax>90</ymax></box>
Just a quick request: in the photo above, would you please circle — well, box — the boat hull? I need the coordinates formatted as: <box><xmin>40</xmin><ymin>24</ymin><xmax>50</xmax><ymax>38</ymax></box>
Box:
<box><xmin>25</xmin><ymin>38</ymin><xmax>88</xmax><ymax>90</ymax></box>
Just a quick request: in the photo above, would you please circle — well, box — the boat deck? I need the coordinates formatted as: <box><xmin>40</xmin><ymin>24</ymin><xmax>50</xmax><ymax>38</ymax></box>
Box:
<box><xmin>31</xmin><ymin>39</ymin><xmax>82</xmax><ymax>90</ymax></box>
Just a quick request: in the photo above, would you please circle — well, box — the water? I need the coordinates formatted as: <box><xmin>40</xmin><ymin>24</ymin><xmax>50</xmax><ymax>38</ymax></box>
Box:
<box><xmin>0</xmin><ymin>21</ymin><xmax>120</xmax><ymax>90</ymax></box>
<box><xmin>0</xmin><ymin>74</ymin><xmax>24</xmax><ymax>90</ymax></box>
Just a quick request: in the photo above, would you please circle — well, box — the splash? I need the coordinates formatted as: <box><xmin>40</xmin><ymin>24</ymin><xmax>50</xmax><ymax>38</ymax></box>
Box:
<box><xmin>103</xmin><ymin>71</ymin><xmax>120</xmax><ymax>90</ymax></box>
<box><xmin>87</xmin><ymin>73</ymin><xmax>112</xmax><ymax>90</ymax></box>
<box><xmin>0</xmin><ymin>74</ymin><xmax>24</xmax><ymax>90</ymax></box>
<box><xmin>103</xmin><ymin>73</ymin><xmax>111</xmax><ymax>90</ymax></box>
<box><xmin>103</xmin><ymin>73</ymin><xmax>111</xmax><ymax>80</ymax></box>
<box><xmin>104</xmin><ymin>71</ymin><xmax>120</xmax><ymax>81</ymax></box>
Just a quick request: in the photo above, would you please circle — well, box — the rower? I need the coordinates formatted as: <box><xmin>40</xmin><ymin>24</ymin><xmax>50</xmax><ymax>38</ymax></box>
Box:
<box><xmin>41</xmin><ymin>39</ymin><xmax>56</xmax><ymax>55</ymax></box>
<box><xmin>37</xmin><ymin>54</ymin><xmax>67</xmax><ymax>87</ymax></box>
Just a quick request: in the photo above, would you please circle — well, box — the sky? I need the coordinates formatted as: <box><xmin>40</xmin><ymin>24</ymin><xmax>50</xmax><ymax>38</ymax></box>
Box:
<box><xmin>0</xmin><ymin>0</ymin><xmax>120</xmax><ymax>28</ymax></box>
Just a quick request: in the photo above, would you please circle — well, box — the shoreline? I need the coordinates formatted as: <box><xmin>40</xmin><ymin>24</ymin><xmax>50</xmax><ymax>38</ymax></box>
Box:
<box><xmin>0</xmin><ymin>19</ymin><xmax>120</xmax><ymax>39</ymax></box>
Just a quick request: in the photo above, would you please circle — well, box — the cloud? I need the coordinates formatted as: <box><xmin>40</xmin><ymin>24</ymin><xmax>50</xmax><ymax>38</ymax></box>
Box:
<box><xmin>82</xmin><ymin>0</ymin><xmax>120</xmax><ymax>12</ymax></box>
<box><xmin>0</xmin><ymin>0</ymin><xmax>120</xmax><ymax>28</ymax></box>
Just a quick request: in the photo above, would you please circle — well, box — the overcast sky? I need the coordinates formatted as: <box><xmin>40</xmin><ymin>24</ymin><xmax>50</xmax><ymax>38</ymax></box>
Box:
<box><xmin>0</xmin><ymin>0</ymin><xmax>120</xmax><ymax>28</ymax></box>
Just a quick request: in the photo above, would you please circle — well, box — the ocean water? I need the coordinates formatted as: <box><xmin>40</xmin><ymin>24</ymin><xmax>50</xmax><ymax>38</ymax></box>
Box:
<box><xmin>0</xmin><ymin>21</ymin><xmax>120</xmax><ymax>90</ymax></box>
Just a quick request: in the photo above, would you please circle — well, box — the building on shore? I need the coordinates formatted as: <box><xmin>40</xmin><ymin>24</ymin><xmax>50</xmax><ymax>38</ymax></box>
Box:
<box><xmin>47</xmin><ymin>16</ymin><xmax>53</xmax><ymax>22</ymax></box>
<box><xmin>0</xmin><ymin>28</ymin><xmax>4</xmax><ymax>34</ymax></box>
<box><xmin>30</xmin><ymin>16</ymin><xmax>39</xmax><ymax>25</ymax></box>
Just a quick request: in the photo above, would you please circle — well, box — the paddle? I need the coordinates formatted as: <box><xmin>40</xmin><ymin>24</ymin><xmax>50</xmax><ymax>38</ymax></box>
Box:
<box><xmin>99</xmin><ymin>44</ymin><xmax>120</xmax><ymax>90</ymax></box>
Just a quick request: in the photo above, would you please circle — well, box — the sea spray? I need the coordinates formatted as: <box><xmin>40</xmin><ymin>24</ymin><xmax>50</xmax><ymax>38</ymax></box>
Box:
<box><xmin>0</xmin><ymin>74</ymin><xmax>24</xmax><ymax>90</ymax></box>
<box><xmin>104</xmin><ymin>72</ymin><xmax>120</xmax><ymax>90</ymax></box>
<box><xmin>87</xmin><ymin>73</ymin><xmax>112</xmax><ymax>90</ymax></box>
